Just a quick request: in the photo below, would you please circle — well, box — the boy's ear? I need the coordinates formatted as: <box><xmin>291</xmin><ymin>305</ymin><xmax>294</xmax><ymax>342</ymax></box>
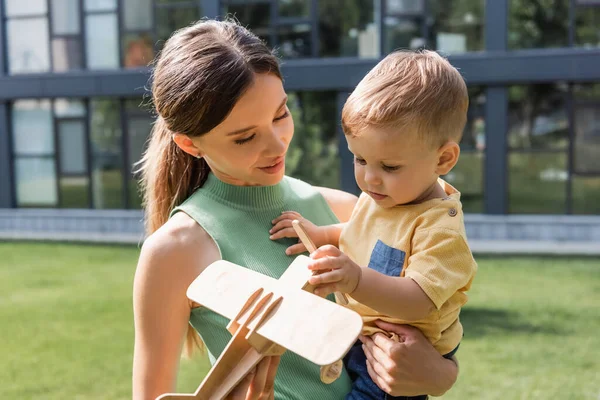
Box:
<box><xmin>435</xmin><ymin>141</ymin><xmax>460</xmax><ymax>175</ymax></box>
<box><xmin>173</xmin><ymin>133</ymin><xmax>204</xmax><ymax>158</ymax></box>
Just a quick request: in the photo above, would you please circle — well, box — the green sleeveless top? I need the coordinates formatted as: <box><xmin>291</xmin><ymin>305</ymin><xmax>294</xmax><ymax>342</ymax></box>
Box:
<box><xmin>170</xmin><ymin>173</ymin><xmax>352</xmax><ymax>399</ymax></box>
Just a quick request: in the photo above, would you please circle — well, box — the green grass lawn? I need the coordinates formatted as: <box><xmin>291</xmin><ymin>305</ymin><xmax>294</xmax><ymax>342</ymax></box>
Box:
<box><xmin>1</xmin><ymin>243</ymin><xmax>599</xmax><ymax>399</ymax></box>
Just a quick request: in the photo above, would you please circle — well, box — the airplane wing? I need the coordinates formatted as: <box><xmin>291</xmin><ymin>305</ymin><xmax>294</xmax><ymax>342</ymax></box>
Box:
<box><xmin>186</xmin><ymin>255</ymin><xmax>363</xmax><ymax>366</ymax></box>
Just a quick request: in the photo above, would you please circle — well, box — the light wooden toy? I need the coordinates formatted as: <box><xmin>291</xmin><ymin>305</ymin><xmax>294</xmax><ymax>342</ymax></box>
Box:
<box><xmin>156</xmin><ymin>225</ymin><xmax>363</xmax><ymax>400</ymax></box>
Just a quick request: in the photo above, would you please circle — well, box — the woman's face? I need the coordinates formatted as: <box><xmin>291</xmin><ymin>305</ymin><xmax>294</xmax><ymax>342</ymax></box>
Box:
<box><xmin>190</xmin><ymin>73</ymin><xmax>293</xmax><ymax>186</ymax></box>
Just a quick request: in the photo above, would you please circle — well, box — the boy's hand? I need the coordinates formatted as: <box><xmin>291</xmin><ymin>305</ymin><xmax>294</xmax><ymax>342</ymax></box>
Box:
<box><xmin>307</xmin><ymin>245</ymin><xmax>362</xmax><ymax>297</ymax></box>
<box><xmin>270</xmin><ymin>211</ymin><xmax>328</xmax><ymax>255</ymax></box>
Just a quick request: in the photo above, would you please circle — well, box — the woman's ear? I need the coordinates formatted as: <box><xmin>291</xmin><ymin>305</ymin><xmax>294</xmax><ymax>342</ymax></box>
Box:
<box><xmin>173</xmin><ymin>133</ymin><xmax>203</xmax><ymax>158</ymax></box>
<box><xmin>435</xmin><ymin>141</ymin><xmax>460</xmax><ymax>176</ymax></box>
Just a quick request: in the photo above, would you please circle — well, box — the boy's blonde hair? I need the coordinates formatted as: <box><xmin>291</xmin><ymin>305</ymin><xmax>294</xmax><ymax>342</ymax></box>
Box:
<box><xmin>342</xmin><ymin>50</ymin><xmax>468</xmax><ymax>147</ymax></box>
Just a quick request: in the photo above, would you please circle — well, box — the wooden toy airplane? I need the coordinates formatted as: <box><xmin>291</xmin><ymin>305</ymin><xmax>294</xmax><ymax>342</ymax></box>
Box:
<box><xmin>156</xmin><ymin>221</ymin><xmax>362</xmax><ymax>400</ymax></box>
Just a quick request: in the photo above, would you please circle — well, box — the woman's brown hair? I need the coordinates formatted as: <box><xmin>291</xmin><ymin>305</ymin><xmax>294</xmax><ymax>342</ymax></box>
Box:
<box><xmin>138</xmin><ymin>19</ymin><xmax>282</xmax><ymax>355</ymax></box>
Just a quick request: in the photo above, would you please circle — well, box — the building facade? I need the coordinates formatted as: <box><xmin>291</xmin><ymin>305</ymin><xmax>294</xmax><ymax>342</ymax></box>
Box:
<box><xmin>0</xmin><ymin>0</ymin><xmax>599</xmax><ymax>218</ymax></box>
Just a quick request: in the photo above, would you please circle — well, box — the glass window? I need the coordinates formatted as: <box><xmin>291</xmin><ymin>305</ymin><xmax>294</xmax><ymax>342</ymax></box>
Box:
<box><xmin>429</xmin><ymin>0</ymin><xmax>485</xmax><ymax>54</ymax></box>
<box><xmin>386</xmin><ymin>0</ymin><xmax>424</xmax><ymax>14</ymax></box>
<box><xmin>60</xmin><ymin>177</ymin><xmax>90</xmax><ymax>208</ymax></box>
<box><xmin>508</xmin><ymin>0</ymin><xmax>569</xmax><ymax>49</ymax></box>
<box><xmin>12</xmin><ymin>100</ymin><xmax>54</xmax><ymax>156</ymax></box>
<box><xmin>52</xmin><ymin>38</ymin><xmax>83</xmax><ymax>72</ymax></box>
<box><xmin>319</xmin><ymin>0</ymin><xmax>379</xmax><ymax>58</ymax></box>
<box><xmin>85</xmin><ymin>14</ymin><xmax>119</xmax><ymax>70</ymax></box>
<box><xmin>54</xmin><ymin>99</ymin><xmax>86</xmax><ymax>118</ymax></box>
<box><xmin>574</xmin><ymin>103</ymin><xmax>600</xmax><ymax>174</ymax></box>
<box><xmin>508</xmin><ymin>84</ymin><xmax>569</xmax><ymax>150</ymax></box>
<box><xmin>572</xmin><ymin>176</ymin><xmax>600</xmax><ymax>215</ymax></box>
<box><xmin>7</xmin><ymin>18</ymin><xmax>51</xmax><ymax>74</ymax></box>
<box><xmin>279</xmin><ymin>0</ymin><xmax>310</xmax><ymax>18</ymax></box>
<box><xmin>51</xmin><ymin>0</ymin><xmax>80</xmax><ymax>34</ymax></box>
<box><xmin>384</xmin><ymin>17</ymin><xmax>423</xmax><ymax>53</ymax></box>
<box><xmin>509</xmin><ymin>152</ymin><xmax>568</xmax><ymax>214</ymax></box>
<box><xmin>84</xmin><ymin>0</ymin><xmax>116</xmax><ymax>12</ymax></box>
<box><xmin>127</xmin><ymin>116</ymin><xmax>153</xmax><ymax>208</ymax></box>
<box><xmin>124</xmin><ymin>0</ymin><xmax>153</xmax><ymax>30</ymax></box>
<box><xmin>443</xmin><ymin>87</ymin><xmax>485</xmax><ymax>213</ymax></box>
<box><xmin>15</xmin><ymin>158</ymin><xmax>58</xmax><ymax>207</ymax></box>
<box><xmin>90</xmin><ymin>99</ymin><xmax>123</xmax><ymax>209</ymax></box>
<box><xmin>575</xmin><ymin>4</ymin><xmax>600</xmax><ymax>47</ymax></box>
<box><xmin>286</xmin><ymin>91</ymin><xmax>340</xmax><ymax>188</ymax></box>
<box><xmin>123</xmin><ymin>33</ymin><xmax>154</xmax><ymax>68</ymax></box>
<box><xmin>156</xmin><ymin>5</ymin><xmax>200</xmax><ymax>44</ymax></box>
<box><xmin>4</xmin><ymin>0</ymin><xmax>47</xmax><ymax>17</ymax></box>
<box><xmin>224</xmin><ymin>3</ymin><xmax>271</xmax><ymax>44</ymax></box>
<box><xmin>58</xmin><ymin>120</ymin><xmax>87</xmax><ymax>175</ymax></box>
<box><xmin>278</xmin><ymin>24</ymin><xmax>312</xmax><ymax>58</ymax></box>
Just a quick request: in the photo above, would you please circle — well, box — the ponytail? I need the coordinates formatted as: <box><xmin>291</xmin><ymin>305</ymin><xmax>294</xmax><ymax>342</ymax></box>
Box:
<box><xmin>138</xmin><ymin>116</ymin><xmax>208</xmax><ymax>357</ymax></box>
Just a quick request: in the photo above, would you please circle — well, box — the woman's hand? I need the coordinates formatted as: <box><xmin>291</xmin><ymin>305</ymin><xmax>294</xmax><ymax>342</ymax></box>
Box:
<box><xmin>361</xmin><ymin>321</ymin><xmax>458</xmax><ymax>397</ymax></box>
<box><xmin>226</xmin><ymin>356</ymin><xmax>281</xmax><ymax>400</ymax></box>
<box><xmin>270</xmin><ymin>211</ymin><xmax>329</xmax><ymax>255</ymax></box>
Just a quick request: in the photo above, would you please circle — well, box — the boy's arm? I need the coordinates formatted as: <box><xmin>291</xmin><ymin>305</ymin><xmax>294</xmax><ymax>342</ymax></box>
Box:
<box><xmin>350</xmin><ymin>271</ymin><xmax>435</xmax><ymax>321</ymax></box>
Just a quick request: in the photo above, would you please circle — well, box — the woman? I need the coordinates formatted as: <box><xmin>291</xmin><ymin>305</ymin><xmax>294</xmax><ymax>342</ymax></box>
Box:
<box><xmin>132</xmin><ymin>19</ymin><xmax>459</xmax><ymax>400</ymax></box>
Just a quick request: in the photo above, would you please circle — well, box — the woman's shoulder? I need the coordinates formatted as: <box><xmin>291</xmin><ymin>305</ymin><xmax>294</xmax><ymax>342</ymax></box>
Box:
<box><xmin>314</xmin><ymin>186</ymin><xmax>358</xmax><ymax>223</ymax></box>
<box><xmin>136</xmin><ymin>213</ymin><xmax>220</xmax><ymax>297</ymax></box>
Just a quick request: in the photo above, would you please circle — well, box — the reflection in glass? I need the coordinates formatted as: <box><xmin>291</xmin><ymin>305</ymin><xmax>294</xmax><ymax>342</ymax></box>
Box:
<box><xmin>385</xmin><ymin>17</ymin><xmax>422</xmax><ymax>53</ymax></box>
<box><xmin>443</xmin><ymin>152</ymin><xmax>484</xmax><ymax>213</ymax></box>
<box><xmin>52</xmin><ymin>38</ymin><xmax>83</xmax><ymax>72</ymax></box>
<box><xmin>574</xmin><ymin>104</ymin><xmax>600</xmax><ymax>174</ymax></box>
<box><xmin>286</xmin><ymin>92</ymin><xmax>340</xmax><ymax>189</ymax></box>
<box><xmin>575</xmin><ymin>5</ymin><xmax>600</xmax><ymax>47</ymax></box>
<box><xmin>124</xmin><ymin>0</ymin><xmax>153</xmax><ymax>31</ymax></box>
<box><xmin>15</xmin><ymin>158</ymin><xmax>58</xmax><ymax>206</ymax></box>
<box><xmin>5</xmin><ymin>0</ymin><xmax>47</xmax><ymax>17</ymax></box>
<box><xmin>128</xmin><ymin>116</ymin><xmax>153</xmax><ymax>208</ymax></box>
<box><xmin>90</xmin><ymin>100</ymin><xmax>123</xmax><ymax>209</ymax></box>
<box><xmin>54</xmin><ymin>99</ymin><xmax>86</xmax><ymax>118</ymax></box>
<box><xmin>509</xmin><ymin>152</ymin><xmax>567</xmax><ymax>214</ymax></box>
<box><xmin>51</xmin><ymin>0</ymin><xmax>80</xmax><ymax>34</ymax></box>
<box><xmin>84</xmin><ymin>0</ymin><xmax>116</xmax><ymax>12</ymax></box>
<box><xmin>60</xmin><ymin>177</ymin><xmax>90</xmax><ymax>208</ymax></box>
<box><xmin>386</xmin><ymin>0</ymin><xmax>424</xmax><ymax>14</ymax></box>
<box><xmin>7</xmin><ymin>18</ymin><xmax>51</xmax><ymax>74</ymax></box>
<box><xmin>58</xmin><ymin>120</ymin><xmax>87</xmax><ymax>175</ymax></box>
<box><xmin>572</xmin><ymin>177</ymin><xmax>600</xmax><ymax>215</ymax></box>
<box><xmin>508</xmin><ymin>84</ymin><xmax>568</xmax><ymax>150</ymax></box>
<box><xmin>156</xmin><ymin>6</ymin><xmax>200</xmax><ymax>43</ymax></box>
<box><xmin>508</xmin><ymin>0</ymin><xmax>569</xmax><ymax>49</ymax></box>
<box><xmin>85</xmin><ymin>14</ymin><xmax>119</xmax><ymax>70</ymax></box>
<box><xmin>225</xmin><ymin>3</ymin><xmax>271</xmax><ymax>42</ymax></box>
<box><xmin>429</xmin><ymin>0</ymin><xmax>485</xmax><ymax>53</ymax></box>
<box><xmin>318</xmin><ymin>0</ymin><xmax>378</xmax><ymax>58</ymax></box>
<box><xmin>279</xmin><ymin>0</ymin><xmax>310</xmax><ymax>17</ymax></box>
<box><xmin>12</xmin><ymin>100</ymin><xmax>54</xmax><ymax>156</ymax></box>
<box><xmin>123</xmin><ymin>34</ymin><xmax>154</xmax><ymax>68</ymax></box>
<box><xmin>278</xmin><ymin>24</ymin><xmax>312</xmax><ymax>58</ymax></box>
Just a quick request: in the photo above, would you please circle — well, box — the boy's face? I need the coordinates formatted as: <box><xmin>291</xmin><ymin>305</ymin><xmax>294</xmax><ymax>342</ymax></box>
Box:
<box><xmin>347</xmin><ymin>127</ymin><xmax>448</xmax><ymax>208</ymax></box>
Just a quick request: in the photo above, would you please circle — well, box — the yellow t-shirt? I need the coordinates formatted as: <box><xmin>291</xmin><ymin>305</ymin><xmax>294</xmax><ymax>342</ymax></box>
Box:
<box><xmin>339</xmin><ymin>179</ymin><xmax>477</xmax><ymax>355</ymax></box>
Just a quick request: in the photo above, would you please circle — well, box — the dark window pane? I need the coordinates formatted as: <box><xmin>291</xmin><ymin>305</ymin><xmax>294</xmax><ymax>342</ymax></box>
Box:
<box><xmin>385</xmin><ymin>17</ymin><xmax>423</xmax><ymax>53</ymax></box>
<box><xmin>429</xmin><ymin>0</ymin><xmax>485</xmax><ymax>54</ymax></box>
<box><xmin>12</xmin><ymin>100</ymin><xmax>54</xmax><ymax>156</ymax></box>
<box><xmin>51</xmin><ymin>0</ymin><xmax>80</xmax><ymax>34</ymax></box>
<box><xmin>52</xmin><ymin>38</ymin><xmax>83</xmax><ymax>72</ymax></box>
<box><xmin>278</xmin><ymin>24</ymin><xmax>312</xmax><ymax>58</ymax></box>
<box><xmin>15</xmin><ymin>158</ymin><xmax>58</xmax><ymax>207</ymax></box>
<box><xmin>7</xmin><ymin>18</ymin><xmax>51</xmax><ymax>74</ymax></box>
<box><xmin>461</xmin><ymin>87</ymin><xmax>486</xmax><ymax>151</ymax></box>
<box><xmin>574</xmin><ymin>103</ymin><xmax>600</xmax><ymax>174</ymax></box>
<box><xmin>508</xmin><ymin>0</ymin><xmax>569</xmax><ymax>49</ymax></box>
<box><xmin>279</xmin><ymin>0</ymin><xmax>310</xmax><ymax>17</ymax></box>
<box><xmin>58</xmin><ymin>120</ymin><xmax>87</xmax><ymax>175</ymax></box>
<box><xmin>54</xmin><ymin>99</ymin><xmax>86</xmax><ymax>118</ymax></box>
<box><xmin>156</xmin><ymin>6</ymin><xmax>200</xmax><ymax>43</ymax></box>
<box><xmin>123</xmin><ymin>33</ymin><xmax>155</xmax><ymax>68</ymax></box>
<box><xmin>444</xmin><ymin>152</ymin><xmax>484</xmax><ymax>213</ymax></box>
<box><xmin>508</xmin><ymin>84</ymin><xmax>569</xmax><ymax>150</ymax></box>
<box><xmin>575</xmin><ymin>5</ymin><xmax>600</xmax><ymax>47</ymax></box>
<box><xmin>386</xmin><ymin>0</ymin><xmax>424</xmax><ymax>14</ymax></box>
<box><xmin>318</xmin><ymin>0</ymin><xmax>378</xmax><ymax>58</ymax></box>
<box><xmin>224</xmin><ymin>3</ymin><xmax>271</xmax><ymax>43</ymax></box>
<box><xmin>572</xmin><ymin>177</ymin><xmax>600</xmax><ymax>215</ymax></box>
<box><xmin>509</xmin><ymin>152</ymin><xmax>567</xmax><ymax>214</ymax></box>
<box><xmin>85</xmin><ymin>14</ymin><xmax>119</xmax><ymax>70</ymax></box>
<box><xmin>60</xmin><ymin>177</ymin><xmax>90</xmax><ymax>208</ymax></box>
<box><xmin>5</xmin><ymin>0</ymin><xmax>47</xmax><ymax>17</ymax></box>
<box><xmin>90</xmin><ymin>99</ymin><xmax>123</xmax><ymax>209</ymax></box>
<box><xmin>128</xmin><ymin>116</ymin><xmax>153</xmax><ymax>209</ymax></box>
<box><xmin>286</xmin><ymin>92</ymin><xmax>340</xmax><ymax>188</ymax></box>
<box><xmin>124</xmin><ymin>0</ymin><xmax>153</xmax><ymax>30</ymax></box>
<box><xmin>84</xmin><ymin>0</ymin><xmax>116</xmax><ymax>12</ymax></box>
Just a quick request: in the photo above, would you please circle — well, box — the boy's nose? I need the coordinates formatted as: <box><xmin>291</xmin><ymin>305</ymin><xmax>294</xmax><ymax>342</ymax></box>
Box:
<box><xmin>364</xmin><ymin>169</ymin><xmax>381</xmax><ymax>185</ymax></box>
